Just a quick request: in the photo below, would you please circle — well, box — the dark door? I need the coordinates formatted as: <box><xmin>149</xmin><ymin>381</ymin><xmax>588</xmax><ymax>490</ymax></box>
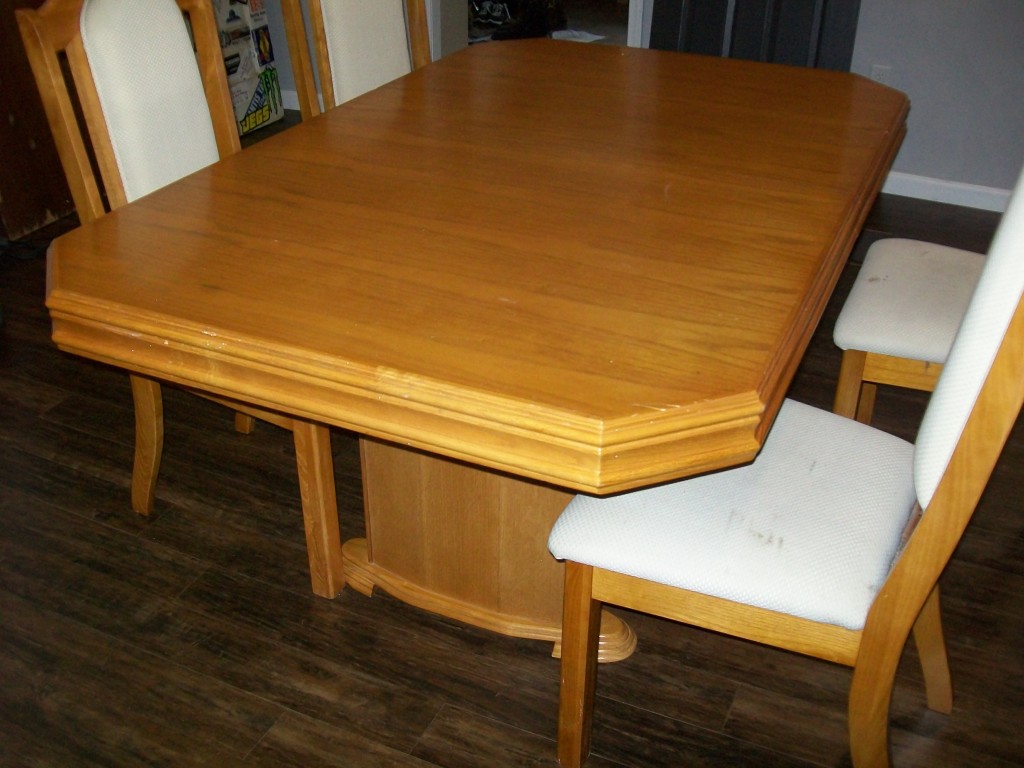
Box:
<box><xmin>650</xmin><ymin>0</ymin><xmax>861</xmax><ymax>71</ymax></box>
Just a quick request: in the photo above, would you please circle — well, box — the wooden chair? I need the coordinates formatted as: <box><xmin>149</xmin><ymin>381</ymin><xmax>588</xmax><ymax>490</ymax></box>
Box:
<box><xmin>547</xmin><ymin>165</ymin><xmax>1024</xmax><ymax>767</ymax></box>
<box><xmin>281</xmin><ymin>0</ymin><xmax>431</xmax><ymax>119</ymax></box>
<box><xmin>831</xmin><ymin>238</ymin><xmax>986</xmax><ymax>423</ymax></box>
<box><xmin>17</xmin><ymin>0</ymin><xmax>343</xmax><ymax>598</ymax></box>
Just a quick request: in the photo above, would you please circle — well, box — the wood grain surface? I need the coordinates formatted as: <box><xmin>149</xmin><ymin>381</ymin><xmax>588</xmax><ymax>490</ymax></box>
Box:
<box><xmin>45</xmin><ymin>39</ymin><xmax>908</xmax><ymax>493</ymax></box>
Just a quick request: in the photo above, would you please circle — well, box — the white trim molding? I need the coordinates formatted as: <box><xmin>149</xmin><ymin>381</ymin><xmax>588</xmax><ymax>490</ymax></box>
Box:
<box><xmin>282</xmin><ymin>89</ymin><xmax>301</xmax><ymax>112</ymax></box>
<box><xmin>882</xmin><ymin>172</ymin><xmax>1011</xmax><ymax>213</ymax></box>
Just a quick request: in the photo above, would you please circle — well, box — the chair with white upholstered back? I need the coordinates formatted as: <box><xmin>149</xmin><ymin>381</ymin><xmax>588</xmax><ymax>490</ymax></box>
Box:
<box><xmin>831</xmin><ymin>206</ymin><xmax>1008</xmax><ymax>422</ymax></box>
<box><xmin>281</xmin><ymin>0</ymin><xmax>431</xmax><ymax>120</ymax></box>
<box><xmin>548</xmin><ymin>165</ymin><xmax>1024</xmax><ymax>767</ymax></box>
<box><xmin>17</xmin><ymin>0</ymin><xmax>344</xmax><ymax>598</ymax></box>
<box><xmin>17</xmin><ymin>0</ymin><xmax>240</xmax><ymax>220</ymax></box>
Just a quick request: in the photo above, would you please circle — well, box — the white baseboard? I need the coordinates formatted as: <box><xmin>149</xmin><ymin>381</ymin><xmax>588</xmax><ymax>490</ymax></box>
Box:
<box><xmin>882</xmin><ymin>171</ymin><xmax>1010</xmax><ymax>213</ymax></box>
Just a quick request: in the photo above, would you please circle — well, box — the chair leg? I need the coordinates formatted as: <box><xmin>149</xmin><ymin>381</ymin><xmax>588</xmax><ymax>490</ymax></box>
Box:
<box><xmin>834</xmin><ymin>349</ymin><xmax>869</xmax><ymax>420</ymax></box>
<box><xmin>848</xmin><ymin>611</ymin><xmax>913</xmax><ymax>768</ymax></box>
<box><xmin>129</xmin><ymin>374</ymin><xmax>163</xmax><ymax>515</ymax></box>
<box><xmin>912</xmin><ymin>585</ymin><xmax>953</xmax><ymax>714</ymax></box>
<box><xmin>855</xmin><ymin>381</ymin><xmax>878</xmax><ymax>425</ymax></box>
<box><xmin>292</xmin><ymin>419</ymin><xmax>345</xmax><ymax>598</ymax></box>
<box><xmin>848</xmin><ymin>664</ymin><xmax>893</xmax><ymax>768</ymax></box>
<box><xmin>557</xmin><ymin>561</ymin><xmax>602</xmax><ymax>768</ymax></box>
<box><xmin>233</xmin><ymin>411</ymin><xmax>257</xmax><ymax>434</ymax></box>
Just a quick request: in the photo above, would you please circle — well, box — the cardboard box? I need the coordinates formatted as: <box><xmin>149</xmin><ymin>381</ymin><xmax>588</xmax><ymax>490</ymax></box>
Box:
<box><xmin>213</xmin><ymin>0</ymin><xmax>284</xmax><ymax>135</ymax></box>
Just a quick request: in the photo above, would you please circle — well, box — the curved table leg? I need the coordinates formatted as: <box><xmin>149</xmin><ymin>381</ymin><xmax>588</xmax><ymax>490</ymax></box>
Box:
<box><xmin>129</xmin><ymin>374</ymin><xmax>163</xmax><ymax>515</ymax></box>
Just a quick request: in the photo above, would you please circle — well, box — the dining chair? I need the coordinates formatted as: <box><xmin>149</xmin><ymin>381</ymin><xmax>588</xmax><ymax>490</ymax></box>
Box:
<box><xmin>281</xmin><ymin>0</ymin><xmax>431</xmax><ymax>120</ymax></box>
<box><xmin>17</xmin><ymin>0</ymin><xmax>344</xmax><ymax>598</ymax></box>
<box><xmin>547</xmin><ymin>165</ymin><xmax>1024</xmax><ymax>767</ymax></box>
<box><xmin>831</xmin><ymin>236</ymin><xmax>986</xmax><ymax>423</ymax></box>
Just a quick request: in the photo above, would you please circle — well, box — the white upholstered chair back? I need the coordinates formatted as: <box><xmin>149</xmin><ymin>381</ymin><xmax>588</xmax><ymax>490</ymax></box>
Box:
<box><xmin>319</xmin><ymin>0</ymin><xmax>415</xmax><ymax>105</ymax></box>
<box><xmin>914</xmin><ymin>165</ymin><xmax>1024</xmax><ymax>509</ymax></box>
<box><xmin>80</xmin><ymin>0</ymin><xmax>220</xmax><ymax>203</ymax></box>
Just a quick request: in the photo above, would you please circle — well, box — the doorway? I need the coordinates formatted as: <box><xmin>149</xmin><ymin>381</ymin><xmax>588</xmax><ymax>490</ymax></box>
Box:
<box><xmin>562</xmin><ymin>0</ymin><xmax>629</xmax><ymax>45</ymax></box>
<box><xmin>459</xmin><ymin>0</ymin><xmax>647</xmax><ymax>48</ymax></box>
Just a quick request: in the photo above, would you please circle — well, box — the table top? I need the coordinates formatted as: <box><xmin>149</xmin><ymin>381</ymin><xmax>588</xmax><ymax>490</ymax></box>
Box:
<box><xmin>47</xmin><ymin>40</ymin><xmax>908</xmax><ymax>493</ymax></box>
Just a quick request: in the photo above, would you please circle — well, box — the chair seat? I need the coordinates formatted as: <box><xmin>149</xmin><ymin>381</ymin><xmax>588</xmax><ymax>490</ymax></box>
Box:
<box><xmin>548</xmin><ymin>399</ymin><xmax>916</xmax><ymax>630</ymax></box>
<box><xmin>834</xmin><ymin>238</ymin><xmax>985</xmax><ymax>363</ymax></box>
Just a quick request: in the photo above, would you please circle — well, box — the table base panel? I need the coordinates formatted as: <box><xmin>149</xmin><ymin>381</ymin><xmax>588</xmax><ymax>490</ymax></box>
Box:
<box><xmin>356</xmin><ymin>438</ymin><xmax>637</xmax><ymax>662</ymax></box>
<box><xmin>344</xmin><ymin>538</ymin><xmax>636</xmax><ymax>662</ymax></box>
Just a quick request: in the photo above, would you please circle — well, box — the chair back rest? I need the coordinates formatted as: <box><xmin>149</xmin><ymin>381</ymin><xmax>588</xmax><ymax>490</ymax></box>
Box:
<box><xmin>914</xmin><ymin>164</ymin><xmax>1024</xmax><ymax>509</ymax></box>
<box><xmin>283</xmin><ymin>0</ymin><xmax>430</xmax><ymax>119</ymax></box>
<box><xmin>17</xmin><ymin>0</ymin><xmax>240</xmax><ymax>224</ymax></box>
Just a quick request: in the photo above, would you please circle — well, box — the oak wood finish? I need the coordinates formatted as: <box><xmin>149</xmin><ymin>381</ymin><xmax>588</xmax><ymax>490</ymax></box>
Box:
<box><xmin>355</xmin><ymin>438</ymin><xmax>573</xmax><ymax>636</ymax></box>
<box><xmin>44</xmin><ymin>40</ymin><xmax>908</xmax><ymax>493</ymax></box>
<box><xmin>281</xmin><ymin>0</ymin><xmax>320</xmax><ymax>120</ymax></box>
<box><xmin>282</xmin><ymin>0</ymin><xmax>431</xmax><ymax>120</ymax></box>
<box><xmin>128</xmin><ymin>373</ymin><xmax>162</xmax><ymax>514</ymax></box>
<box><xmin>833</xmin><ymin>348</ymin><xmax>943</xmax><ymax>422</ymax></box>
<box><xmin>16</xmin><ymin>0</ymin><xmax>343</xmax><ymax>598</ymax></box>
<box><xmin>354</xmin><ymin>438</ymin><xmax>637</xmax><ymax>660</ymax></box>
<box><xmin>42</xmin><ymin>40</ymin><xmax>906</xmax><ymax>643</ymax></box>
<box><xmin>2</xmin><ymin>194</ymin><xmax>1021</xmax><ymax>766</ymax></box>
<box><xmin>556</xmin><ymin>288</ymin><xmax>1024</xmax><ymax>767</ymax></box>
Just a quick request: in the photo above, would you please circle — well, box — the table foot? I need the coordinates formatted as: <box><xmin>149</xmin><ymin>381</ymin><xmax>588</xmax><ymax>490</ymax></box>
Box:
<box><xmin>552</xmin><ymin>611</ymin><xmax>637</xmax><ymax>664</ymax></box>
<box><xmin>343</xmin><ymin>537</ymin><xmax>636</xmax><ymax>662</ymax></box>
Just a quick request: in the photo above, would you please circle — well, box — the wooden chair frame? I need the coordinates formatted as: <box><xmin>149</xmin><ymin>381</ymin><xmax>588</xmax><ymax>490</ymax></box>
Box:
<box><xmin>833</xmin><ymin>348</ymin><xmax>942</xmax><ymax>423</ymax></box>
<box><xmin>281</xmin><ymin>0</ymin><xmax>431</xmax><ymax>120</ymax></box>
<box><xmin>558</xmin><ymin>296</ymin><xmax>1024</xmax><ymax>766</ymax></box>
<box><xmin>17</xmin><ymin>0</ymin><xmax>344</xmax><ymax>598</ymax></box>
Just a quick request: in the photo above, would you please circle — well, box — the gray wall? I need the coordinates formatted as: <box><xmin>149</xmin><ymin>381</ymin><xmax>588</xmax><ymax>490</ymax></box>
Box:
<box><xmin>265</xmin><ymin>0</ymin><xmax>1023</xmax><ymax>211</ymax></box>
<box><xmin>264</xmin><ymin>0</ymin><xmax>294</xmax><ymax>92</ymax></box>
<box><xmin>850</xmin><ymin>0</ymin><xmax>1024</xmax><ymax>210</ymax></box>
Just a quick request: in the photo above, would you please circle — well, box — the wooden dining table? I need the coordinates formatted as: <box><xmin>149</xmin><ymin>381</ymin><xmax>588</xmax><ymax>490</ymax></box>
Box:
<box><xmin>46</xmin><ymin>39</ymin><xmax>907</xmax><ymax>661</ymax></box>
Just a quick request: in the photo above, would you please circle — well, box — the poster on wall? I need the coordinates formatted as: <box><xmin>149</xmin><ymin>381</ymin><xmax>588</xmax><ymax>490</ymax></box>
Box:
<box><xmin>213</xmin><ymin>0</ymin><xmax>284</xmax><ymax>135</ymax></box>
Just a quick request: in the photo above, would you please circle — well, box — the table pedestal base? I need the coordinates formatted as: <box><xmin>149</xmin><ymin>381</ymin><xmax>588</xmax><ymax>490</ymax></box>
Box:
<box><xmin>351</xmin><ymin>438</ymin><xmax>637</xmax><ymax>662</ymax></box>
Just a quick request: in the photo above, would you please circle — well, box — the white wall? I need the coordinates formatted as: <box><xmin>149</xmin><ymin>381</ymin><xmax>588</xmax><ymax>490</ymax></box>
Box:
<box><xmin>850</xmin><ymin>0</ymin><xmax>1024</xmax><ymax>210</ymax></box>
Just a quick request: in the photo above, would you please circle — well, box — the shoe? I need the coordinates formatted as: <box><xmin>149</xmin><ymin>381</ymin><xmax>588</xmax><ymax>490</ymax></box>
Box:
<box><xmin>472</xmin><ymin>0</ymin><xmax>508</xmax><ymax>25</ymax></box>
<box><xmin>491</xmin><ymin>2</ymin><xmax>512</xmax><ymax>24</ymax></box>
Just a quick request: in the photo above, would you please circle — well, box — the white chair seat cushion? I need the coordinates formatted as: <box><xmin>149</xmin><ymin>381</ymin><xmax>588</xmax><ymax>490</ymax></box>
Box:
<box><xmin>833</xmin><ymin>238</ymin><xmax>985</xmax><ymax>363</ymax></box>
<box><xmin>548</xmin><ymin>399</ymin><xmax>916</xmax><ymax>630</ymax></box>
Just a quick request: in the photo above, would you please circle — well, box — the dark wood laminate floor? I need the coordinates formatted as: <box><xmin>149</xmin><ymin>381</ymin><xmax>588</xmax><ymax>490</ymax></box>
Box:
<box><xmin>0</xmin><ymin>190</ymin><xmax>1017</xmax><ymax>767</ymax></box>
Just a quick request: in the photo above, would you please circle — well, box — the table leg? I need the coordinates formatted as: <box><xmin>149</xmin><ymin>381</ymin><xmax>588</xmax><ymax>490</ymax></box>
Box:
<box><xmin>292</xmin><ymin>419</ymin><xmax>345</xmax><ymax>598</ymax></box>
<box><xmin>346</xmin><ymin>437</ymin><xmax>637</xmax><ymax>662</ymax></box>
<box><xmin>129</xmin><ymin>374</ymin><xmax>163</xmax><ymax>515</ymax></box>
